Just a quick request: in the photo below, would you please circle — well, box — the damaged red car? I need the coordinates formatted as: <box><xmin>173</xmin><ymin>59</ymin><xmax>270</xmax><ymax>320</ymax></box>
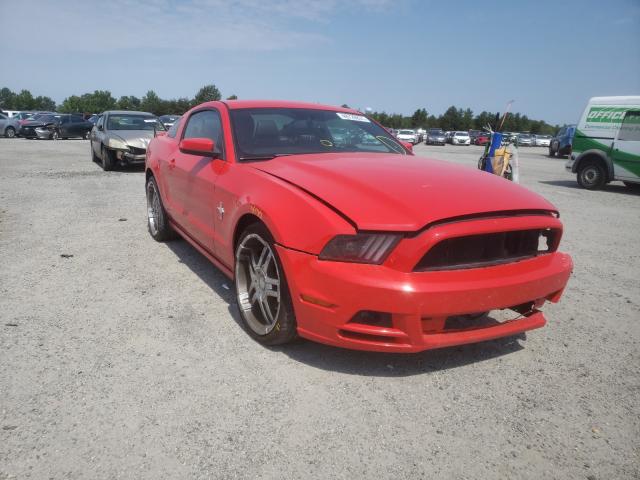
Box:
<box><xmin>145</xmin><ymin>100</ymin><xmax>572</xmax><ymax>353</ymax></box>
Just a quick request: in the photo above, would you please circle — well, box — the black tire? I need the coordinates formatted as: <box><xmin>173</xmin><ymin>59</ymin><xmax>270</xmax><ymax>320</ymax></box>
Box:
<box><xmin>5</xmin><ymin>127</ymin><xmax>15</xmax><ymax>138</ymax></box>
<box><xmin>548</xmin><ymin>144</ymin><xmax>556</xmax><ymax>157</ymax></box>
<box><xmin>83</xmin><ymin>130</ymin><xmax>90</xmax><ymax>140</ymax></box>
<box><xmin>51</xmin><ymin>130</ymin><xmax>59</xmax><ymax>140</ymax></box>
<box><xmin>577</xmin><ymin>161</ymin><xmax>606</xmax><ymax>190</ymax></box>
<box><xmin>90</xmin><ymin>142</ymin><xmax>99</xmax><ymax>163</ymax></box>
<box><xmin>145</xmin><ymin>175</ymin><xmax>175</xmax><ymax>241</ymax></box>
<box><xmin>234</xmin><ymin>223</ymin><xmax>297</xmax><ymax>346</ymax></box>
<box><xmin>101</xmin><ymin>145</ymin><xmax>115</xmax><ymax>171</ymax></box>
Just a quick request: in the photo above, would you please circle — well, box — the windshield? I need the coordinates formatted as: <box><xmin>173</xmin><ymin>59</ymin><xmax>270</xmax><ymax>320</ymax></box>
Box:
<box><xmin>160</xmin><ymin>115</ymin><xmax>179</xmax><ymax>122</ymax></box>
<box><xmin>398</xmin><ymin>130</ymin><xmax>414</xmax><ymax>135</ymax></box>
<box><xmin>455</xmin><ymin>132</ymin><xmax>467</xmax><ymax>136</ymax></box>
<box><xmin>230</xmin><ymin>108</ymin><xmax>406</xmax><ymax>159</ymax></box>
<box><xmin>107</xmin><ymin>114</ymin><xmax>165</xmax><ymax>131</ymax></box>
<box><xmin>429</xmin><ymin>129</ymin><xmax>443</xmax><ymax>135</ymax></box>
<box><xmin>33</xmin><ymin>114</ymin><xmax>58</xmax><ymax>123</ymax></box>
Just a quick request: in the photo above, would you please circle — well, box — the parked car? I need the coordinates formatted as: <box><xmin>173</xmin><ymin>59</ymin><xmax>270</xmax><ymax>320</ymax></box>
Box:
<box><xmin>90</xmin><ymin>110</ymin><xmax>165</xmax><ymax>170</ymax></box>
<box><xmin>451</xmin><ymin>131</ymin><xmax>471</xmax><ymax>145</ymax></box>
<box><xmin>533</xmin><ymin>134</ymin><xmax>552</xmax><ymax>147</ymax></box>
<box><xmin>20</xmin><ymin>113</ymin><xmax>92</xmax><ymax>140</ymax></box>
<box><xmin>468</xmin><ymin>130</ymin><xmax>482</xmax><ymax>144</ymax></box>
<box><xmin>159</xmin><ymin>114</ymin><xmax>180</xmax><ymax>130</ymax></box>
<box><xmin>474</xmin><ymin>132</ymin><xmax>491</xmax><ymax>145</ymax></box>
<box><xmin>87</xmin><ymin>114</ymin><xmax>101</xmax><ymax>125</ymax></box>
<box><xmin>396</xmin><ymin>129</ymin><xmax>418</xmax><ymax>144</ymax></box>
<box><xmin>566</xmin><ymin>95</ymin><xmax>640</xmax><ymax>189</ymax></box>
<box><xmin>0</xmin><ymin>113</ymin><xmax>21</xmax><ymax>138</ymax></box>
<box><xmin>549</xmin><ymin>125</ymin><xmax>576</xmax><ymax>157</ymax></box>
<box><xmin>426</xmin><ymin>128</ymin><xmax>446</xmax><ymax>145</ymax></box>
<box><xmin>517</xmin><ymin>133</ymin><xmax>534</xmax><ymax>146</ymax></box>
<box><xmin>144</xmin><ymin>99</ymin><xmax>572</xmax><ymax>352</ymax></box>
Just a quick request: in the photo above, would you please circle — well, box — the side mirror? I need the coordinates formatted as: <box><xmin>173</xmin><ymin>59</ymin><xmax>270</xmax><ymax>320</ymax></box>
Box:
<box><xmin>401</xmin><ymin>141</ymin><xmax>413</xmax><ymax>152</ymax></box>
<box><xmin>179</xmin><ymin>137</ymin><xmax>218</xmax><ymax>157</ymax></box>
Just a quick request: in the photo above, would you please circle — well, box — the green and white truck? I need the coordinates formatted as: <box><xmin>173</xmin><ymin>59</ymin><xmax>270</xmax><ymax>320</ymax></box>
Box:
<box><xmin>566</xmin><ymin>96</ymin><xmax>640</xmax><ymax>190</ymax></box>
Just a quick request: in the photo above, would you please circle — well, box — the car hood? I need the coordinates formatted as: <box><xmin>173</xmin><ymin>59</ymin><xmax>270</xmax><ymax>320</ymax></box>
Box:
<box><xmin>22</xmin><ymin>120</ymin><xmax>52</xmax><ymax>128</ymax></box>
<box><xmin>252</xmin><ymin>153</ymin><xmax>557</xmax><ymax>231</ymax></box>
<box><xmin>108</xmin><ymin>130</ymin><xmax>155</xmax><ymax>148</ymax></box>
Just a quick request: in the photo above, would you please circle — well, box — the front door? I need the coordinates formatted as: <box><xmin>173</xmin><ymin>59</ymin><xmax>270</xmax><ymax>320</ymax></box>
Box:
<box><xmin>171</xmin><ymin>109</ymin><xmax>225</xmax><ymax>252</ymax></box>
<box><xmin>612</xmin><ymin>110</ymin><xmax>640</xmax><ymax>181</ymax></box>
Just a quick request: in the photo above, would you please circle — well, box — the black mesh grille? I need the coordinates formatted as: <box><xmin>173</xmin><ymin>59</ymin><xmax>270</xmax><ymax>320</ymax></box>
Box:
<box><xmin>414</xmin><ymin>229</ymin><xmax>559</xmax><ymax>271</ymax></box>
<box><xmin>128</xmin><ymin>146</ymin><xmax>146</xmax><ymax>155</ymax></box>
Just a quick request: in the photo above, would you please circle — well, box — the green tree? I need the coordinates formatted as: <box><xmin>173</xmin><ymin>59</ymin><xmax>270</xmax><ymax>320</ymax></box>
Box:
<box><xmin>460</xmin><ymin>108</ymin><xmax>474</xmax><ymax>130</ymax></box>
<box><xmin>140</xmin><ymin>90</ymin><xmax>162</xmax><ymax>115</ymax></box>
<box><xmin>0</xmin><ymin>87</ymin><xmax>16</xmax><ymax>109</ymax></box>
<box><xmin>116</xmin><ymin>95</ymin><xmax>141</xmax><ymax>111</ymax></box>
<box><xmin>227</xmin><ymin>94</ymin><xmax>238</xmax><ymax>100</ymax></box>
<box><xmin>193</xmin><ymin>84</ymin><xmax>221</xmax><ymax>106</ymax></box>
<box><xmin>33</xmin><ymin>96</ymin><xmax>56</xmax><ymax>111</ymax></box>
<box><xmin>14</xmin><ymin>89</ymin><xmax>35</xmax><ymax>110</ymax></box>
<box><xmin>439</xmin><ymin>106</ymin><xmax>461</xmax><ymax>131</ymax></box>
<box><xmin>410</xmin><ymin>108</ymin><xmax>428</xmax><ymax>128</ymax></box>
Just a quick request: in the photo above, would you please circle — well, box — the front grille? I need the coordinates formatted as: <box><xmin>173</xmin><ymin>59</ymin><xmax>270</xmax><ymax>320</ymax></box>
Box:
<box><xmin>128</xmin><ymin>146</ymin><xmax>146</xmax><ymax>155</ymax></box>
<box><xmin>414</xmin><ymin>228</ymin><xmax>559</xmax><ymax>271</ymax></box>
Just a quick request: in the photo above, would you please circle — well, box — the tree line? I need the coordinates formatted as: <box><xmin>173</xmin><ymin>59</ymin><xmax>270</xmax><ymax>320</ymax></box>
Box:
<box><xmin>1</xmin><ymin>84</ymin><xmax>559</xmax><ymax>134</ymax></box>
<box><xmin>367</xmin><ymin>107</ymin><xmax>559</xmax><ymax>135</ymax></box>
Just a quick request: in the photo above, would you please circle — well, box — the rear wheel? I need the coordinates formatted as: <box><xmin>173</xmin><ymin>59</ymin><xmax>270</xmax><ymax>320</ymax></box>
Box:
<box><xmin>5</xmin><ymin>127</ymin><xmax>15</xmax><ymax>138</ymax></box>
<box><xmin>235</xmin><ymin>223</ymin><xmax>297</xmax><ymax>346</ymax></box>
<box><xmin>577</xmin><ymin>161</ymin><xmax>606</xmax><ymax>190</ymax></box>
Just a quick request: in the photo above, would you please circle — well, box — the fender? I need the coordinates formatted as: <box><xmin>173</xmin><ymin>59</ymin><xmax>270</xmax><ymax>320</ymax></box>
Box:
<box><xmin>216</xmin><ymin>164</ymin><xmax>357</xmax><ymax>269</ymax></box>
<box><xmin>573</xmin><ymin>148</ymin><xmax>614</xmax><ymax>180</ymax></box>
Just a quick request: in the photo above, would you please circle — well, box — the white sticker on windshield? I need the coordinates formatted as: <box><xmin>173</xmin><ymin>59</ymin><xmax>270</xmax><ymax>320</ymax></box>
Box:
<box><xmin>336</xmin><ymin>112</ymin><xmax>370</xmax><ymax>123</ymax></box>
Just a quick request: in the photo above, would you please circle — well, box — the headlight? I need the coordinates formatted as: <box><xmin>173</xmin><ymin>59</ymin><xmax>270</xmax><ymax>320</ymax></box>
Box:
<box><xmin>107</xmin><ymin>138</ymin><xmax>129</xmax><ymax>150</ymax></box>
<box><xmin>319</xmin><ymin>233</ymin><xmax>401</xmax><ymax>264</ymax></box>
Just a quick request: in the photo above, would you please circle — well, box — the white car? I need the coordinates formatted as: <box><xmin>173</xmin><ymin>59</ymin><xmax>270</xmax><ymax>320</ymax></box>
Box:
<box><xmin>396</xmin><ymin>129</ymin><xmax>418</xmax><ymax>144</ymax></box>
<box><xmin>451</xmin><ymin>131</ymin><xmax>470</xmax><ymax>145</ymax></box>
<box><xmin>534</xmin><ymin>134</ymin><xmax>552</xmax><ymax>147</ymax></box>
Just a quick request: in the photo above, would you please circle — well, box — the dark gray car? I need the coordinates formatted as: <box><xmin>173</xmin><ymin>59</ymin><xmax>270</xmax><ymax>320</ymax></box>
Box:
<box><xmin>90</xmin><ymin>110</ymin><xmax>165</xmax><ymax>170</ymax></box>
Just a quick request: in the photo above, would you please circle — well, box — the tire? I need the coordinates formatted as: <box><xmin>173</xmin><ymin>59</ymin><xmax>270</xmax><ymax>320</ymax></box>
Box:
<box><xmin>5</xmin><ymin>127</ymin><xmax>15</xmax><ymax>138</ymax></box>
<box><xmin>145</xmin><ymin>175</ymin><xmax>175</xmax><ymax>241</ymax></box>
<box><xmin>234</xmin><ymin>223</ymin><xmax>297</xmax><ymax>346</ymax></box>
<box><xmin>83</xmin><ymin>130</ymin><xmax>90</xmax><ymax>140</ymax></box>
<box><xmin>577</xmin><ymin>161</ymin><xmax>606</xmax><ymax>190</ymax></box>
<box><xmin>548</xmin><ymin>144</ymin><xmax>556</xmax><ymax>157</ymax></box>
<box><xmin>51</xmin><ymin>130</ymin><xmax>59</xmax><ymax>140</ymax></box>
<box><xmin>101</xmin><ymin>146</ymin><xmax>115</xmax><ymax>171</ymax></box>
<box><xmin>90</xmin><ymin>142</ymin><xmax>99</xmax><ymax>163</ymax></box>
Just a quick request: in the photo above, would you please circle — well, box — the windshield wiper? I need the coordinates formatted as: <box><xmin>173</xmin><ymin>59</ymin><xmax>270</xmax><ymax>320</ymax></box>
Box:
<box><xmin>239</xmin><ymin>153</ymin><xmax>293</xmax><ymax>161</ymax></box>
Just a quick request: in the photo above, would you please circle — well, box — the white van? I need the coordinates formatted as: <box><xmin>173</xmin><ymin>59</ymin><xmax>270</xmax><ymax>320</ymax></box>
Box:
<box><xmin>565</xmin><ymin>96</ymin><xmax>640</xmax><ymax>189</ymax></box>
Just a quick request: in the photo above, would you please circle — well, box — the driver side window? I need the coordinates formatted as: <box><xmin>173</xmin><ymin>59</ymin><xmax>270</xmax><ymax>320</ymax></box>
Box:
<box><xmin>183</xmin><ymin>110</ymin><xmax>224</xmax><ymax>158</ymax></box>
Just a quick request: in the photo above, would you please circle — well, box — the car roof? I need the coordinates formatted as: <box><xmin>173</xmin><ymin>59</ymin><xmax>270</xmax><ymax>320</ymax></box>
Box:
<box><xmin>104</xmin><ymin>110</ymin><xmax>155</xmax><ymax>116</ymax></box>
<box><xmin>219</xmin><ymin>100</ymin><xmax>360</xmax><ymax>113</ymax></box>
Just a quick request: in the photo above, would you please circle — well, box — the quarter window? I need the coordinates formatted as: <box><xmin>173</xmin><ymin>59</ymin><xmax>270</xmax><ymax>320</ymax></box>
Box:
<box><xmin>167</xmin><ymin>118</ymin><xmax>181</xmax><ymax>138</ymax></box>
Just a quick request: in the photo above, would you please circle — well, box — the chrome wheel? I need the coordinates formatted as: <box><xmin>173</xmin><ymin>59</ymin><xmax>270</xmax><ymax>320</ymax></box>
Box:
<box><xmin>146</xmin><ymin>180</ymin><xmax>162</xmax><ymax>236</ymax></box>
<box><xmin>235</xmin><ymin>234</ymin><xmax>281</xmax><ymax>336</ymax></box>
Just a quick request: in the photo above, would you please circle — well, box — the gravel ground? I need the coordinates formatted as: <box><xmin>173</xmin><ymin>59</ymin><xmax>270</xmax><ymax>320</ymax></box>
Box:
<box><xmin>0</xmin><ymin>138</ymin><xmax>638</xmax><ymax>480</ymax></box>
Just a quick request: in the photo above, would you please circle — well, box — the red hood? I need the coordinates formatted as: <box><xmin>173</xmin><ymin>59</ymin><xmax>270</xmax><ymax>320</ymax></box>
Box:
<box><xmin>252</xmin><ymin>153</ymin><xmax>557</xmax><ymax>231</ymax></box>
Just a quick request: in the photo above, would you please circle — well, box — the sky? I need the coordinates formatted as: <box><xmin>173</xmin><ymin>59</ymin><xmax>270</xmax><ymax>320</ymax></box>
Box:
<box><xmin>0</xmin><ymin>0</ymin><xmax>639</xmax><ymax>125</ymax></box>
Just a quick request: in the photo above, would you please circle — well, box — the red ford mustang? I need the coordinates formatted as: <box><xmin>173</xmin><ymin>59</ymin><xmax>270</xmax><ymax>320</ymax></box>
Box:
<box><xmin>145</xmin><ymin>100</ymin><xmax>572</xmax><ymax>353</ymax></box>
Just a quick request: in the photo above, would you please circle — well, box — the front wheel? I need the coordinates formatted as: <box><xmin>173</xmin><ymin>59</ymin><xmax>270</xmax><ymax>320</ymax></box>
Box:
<box><xmin>51</xmin><ymin>130</ymin><xmax>59</xmax><ymax>140</ymax></box>
<box><xmin>577</xmin><ymin>161</ymin><xmax>606</xmax><ymax>190</ymax></box>
<box><xmin>235</xmin><ymin>224</ymin><xmax>297</xmax><ymax>346</ymax></box>
<box><xmin>101</xmin><ymin>146</ymin><xmax>115</xmax><ymax>171</ymax></box>
<box><xmin>146</xmin><ymin>176</ymin><xmax>175</xmax><ymax>241</ymax></box>
<box><xmin>5</xmin><ymin>127</ymin><xmax>15</xmax><ymax>138</ymax></box>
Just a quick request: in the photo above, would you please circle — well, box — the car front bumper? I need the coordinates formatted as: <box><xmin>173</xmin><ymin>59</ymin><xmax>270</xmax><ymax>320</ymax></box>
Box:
<box><xmin>276</xmin><ymin>215</ymin><xmax>573</xmax><ymax>353</ymax></box>
<box><xmin>114</xmin><ymin>149</ymin><xmax>146</xmax><ymax>164</ymax></box>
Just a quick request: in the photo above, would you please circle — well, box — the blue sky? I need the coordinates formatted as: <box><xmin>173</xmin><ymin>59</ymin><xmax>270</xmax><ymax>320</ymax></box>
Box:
<box><xmin>0</xmin><ymin>0</ymin><xmax>638</xmax><ymax>124</ymax></box>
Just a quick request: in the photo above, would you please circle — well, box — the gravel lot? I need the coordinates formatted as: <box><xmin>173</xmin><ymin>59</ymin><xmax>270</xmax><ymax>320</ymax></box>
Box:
<box><xmin>1</xmin><ymin>138</ymin><xmax>638</xmax><ymax>480</ymax></box>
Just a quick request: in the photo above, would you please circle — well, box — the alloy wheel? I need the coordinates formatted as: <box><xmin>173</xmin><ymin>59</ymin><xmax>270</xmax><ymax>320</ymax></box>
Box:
<box><xmin>146</xmin><ymin>180</ymin><xmax>162</xmax><ymax>236</ymax></box>
<box><xmin>235</xmin><ymin>234</ymin><xmax>281</xmax><ymax>336</ymax></box>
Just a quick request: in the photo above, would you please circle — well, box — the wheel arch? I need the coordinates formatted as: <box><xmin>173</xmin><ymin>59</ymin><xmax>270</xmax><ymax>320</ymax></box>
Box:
<box><xmin>573</xmin><ymin>149</ymin><xmax>613</xmax><ymax>181</ymax></box>
<box><xmin>233</xmin><ymin>214</ymin><xmax>264</xmax><ymax>252</ymax></box>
